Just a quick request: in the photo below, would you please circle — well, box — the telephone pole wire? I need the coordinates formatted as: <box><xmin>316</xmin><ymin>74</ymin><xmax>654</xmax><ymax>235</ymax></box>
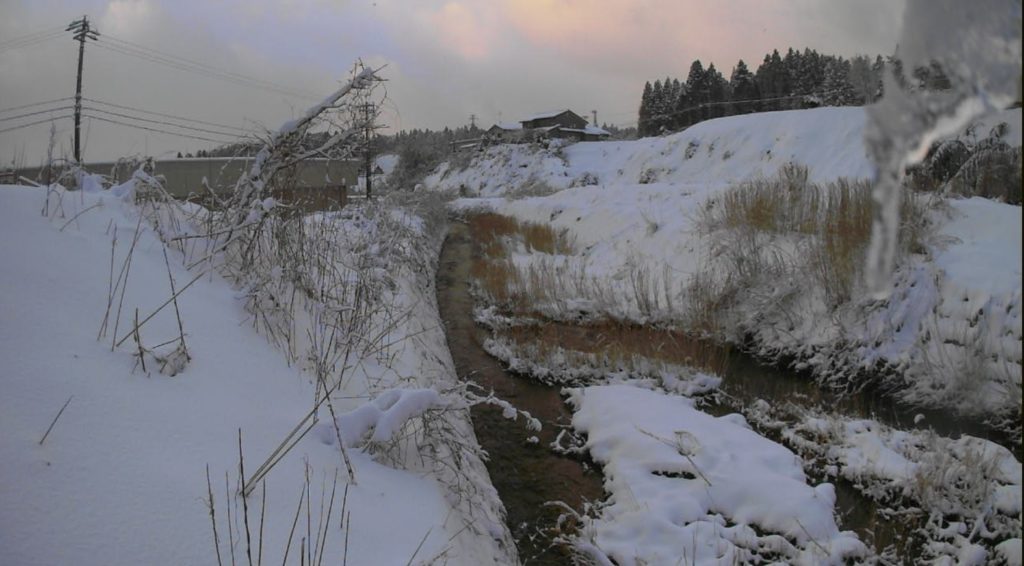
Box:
<box><xmin>67</xmin><ymin>15</ymin><xmax>99</xmax><ymax>163</ymax></box>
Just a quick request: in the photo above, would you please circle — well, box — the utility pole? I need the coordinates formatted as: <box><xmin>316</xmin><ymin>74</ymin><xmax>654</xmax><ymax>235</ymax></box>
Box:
<box><xmin>362</xmin><ymin>102</ymin><xmax>375</xmax><ymax>199</ymax></box>
<box><xmin>67</xmin><ymin>16</ymin><xmax>99</xmax><ymax>164</ymax></box>
<box><xmin>591</xmin><ymin>110</ymin><xmax>598</xmax><ymax>126</ymax></box>
<box><xmin>469</xmin><ymin>113</ymin><xmax>477</xmax><ymax>129</ymax></box>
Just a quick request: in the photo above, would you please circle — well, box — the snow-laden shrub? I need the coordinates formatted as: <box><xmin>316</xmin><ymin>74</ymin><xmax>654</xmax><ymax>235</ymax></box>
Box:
<box><xmin>569</xmin><ymin>171</ymin><xmax>599</xmax><ymax>187</ymax></box>
<box><xmin>948</xmin><ymin>145</ymin><xmax>1021</xmax><ymax>204</ymax></box>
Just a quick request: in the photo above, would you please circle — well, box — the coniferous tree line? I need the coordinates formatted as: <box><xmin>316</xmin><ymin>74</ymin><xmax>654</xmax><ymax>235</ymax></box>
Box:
<box><xmin>637</xmin><ymin>48</ymin><xmax>950</xmax><ymax>137</ymax></box>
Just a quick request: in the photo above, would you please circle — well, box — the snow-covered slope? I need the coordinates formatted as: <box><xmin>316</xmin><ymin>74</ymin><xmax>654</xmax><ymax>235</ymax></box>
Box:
<box><xmin>427</xmin><ymin>107</ymin><xmax>876</xmax><ymax>196</ymax></box>
<box><xmin>446</xmin><ymin>106</ymin><xmax>1022</xmax><ymax>422</ymax></box>
<box><xmin>0</xmin><ymin>185</ymin><xmax>513</xmax><ymax>565</ymax></box>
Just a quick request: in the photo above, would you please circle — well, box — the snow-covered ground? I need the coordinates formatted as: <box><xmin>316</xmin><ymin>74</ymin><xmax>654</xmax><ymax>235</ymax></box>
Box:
<box><xmin>0</xmin><ymin>183</ymin><xmax>514</xmax><ymax>565</ymax></box>
<box><xmin>566</xmin><ymin>384</ymin><xmax>867</xmax><ymax>565</ymax></box>
<box><xmin>443</xmin><ymin>106</ymin><xmax>1022</xmax><ymax>422</ymax></box>
<box><xmin>437</xmin><ymin>105</ymin><xmax>1021</xmax><ymax>563</ymax></box>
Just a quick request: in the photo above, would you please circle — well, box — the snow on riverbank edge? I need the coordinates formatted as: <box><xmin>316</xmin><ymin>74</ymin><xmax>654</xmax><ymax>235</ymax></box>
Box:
<box><xmin>441</xmin><ymin>106</ymin><xmax>1021</xmax><ymax>427</ymax></box>
<box><xmin>0</xmin><ymin>184</ymin><xmax>515</xmax><ymax>565</ymax></box>
<box><xmin>565</xmin><ymin>383</ymin><xmax>867</xmax><ymax>565</ymax></box>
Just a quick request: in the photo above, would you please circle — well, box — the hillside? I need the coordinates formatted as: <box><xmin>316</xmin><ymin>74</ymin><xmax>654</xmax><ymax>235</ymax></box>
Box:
<box><xmin>436</xmin><ymin>106</ymin><xmax>1022</xmax><ymax>426</ymax></box>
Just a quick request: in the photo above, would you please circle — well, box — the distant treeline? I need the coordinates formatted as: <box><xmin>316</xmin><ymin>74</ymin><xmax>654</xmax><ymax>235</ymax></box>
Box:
<box><xmin>638</xmin><ymin>47</ymin><xmax>951</xmax><ymax>137</ymax></box>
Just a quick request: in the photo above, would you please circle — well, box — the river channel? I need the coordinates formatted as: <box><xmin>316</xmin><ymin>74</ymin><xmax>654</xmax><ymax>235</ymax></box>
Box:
<box><xmin>435</xmin><ymin>218</ymin><xmax>1014</xmax><ymax>563</ymax></box>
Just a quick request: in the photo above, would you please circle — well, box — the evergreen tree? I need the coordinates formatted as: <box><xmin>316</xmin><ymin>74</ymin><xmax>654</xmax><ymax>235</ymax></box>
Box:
<box><xmin>674</xmin><ymin>82</ymin><xmax>692</xmax><ymax>129</ymax></box>
<box><xmin>783</xmin><ymin>48</ymin><xmax>804</xmax><ymax>100</ymax></box>
<box><xmin>872</xmin><ymin>55</ymin><xmax>887</xmax><ymax>100</ymax></box>
<box><xmin>822</xmin><ymin>57</ymin><xmax>857</xmax><ymax>106</ymax></box>
<box><xmin>638</xmin><ymin>81</ymin><xmax>653</xmax><ymax>136</ymax></box>
<box><xmin>730</xmin><ymin>59</ymin><xmax>760</xmax><ymax>114</ymax></box>
<box><xmin>797</xmin><ymin>48</ymin><xmax>825</xmax><ymax>97</ymax></box>
<box><xmin>650</xmin><ymin>79</ymin><xmax>665</xmax><ymax>133</ymax></box>
<box><xmin>686</xmin><ymin>60</ymin><xmax>707</xmax><ymax>123</ymax></box>
<box><xmin>848</xmin><ymin>55</ymin><xmax>875</xmax><ymax>104</ymax></box>
<box><xmin>705</xmin><ymin>63</ymin><xmax>728</xmax><ymax>118</ymax></box>
<box><xmin>755</xmin><ymin>51</ymin><xmax>786</xmax><ymax>110</ymax></box>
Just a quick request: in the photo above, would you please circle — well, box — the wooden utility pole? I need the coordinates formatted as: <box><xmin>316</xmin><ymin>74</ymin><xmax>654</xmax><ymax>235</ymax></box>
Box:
<box><xmin>67</xmin><ymin>16</ymin><xmax>99</xmax><ymax>163</ymax></box>
<box><xmin>362</xmin><ymin>102</ymin><xmax>375</xmax><ymax>199</ymax></box>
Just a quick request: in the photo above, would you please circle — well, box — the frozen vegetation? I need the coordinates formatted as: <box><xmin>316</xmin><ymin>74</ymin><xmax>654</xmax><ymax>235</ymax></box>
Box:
<box><xmin>437</xmin><ymin>106</ymin><xmax>1022</xmax><ymax>429</ymax></box>
<box><xmin>432</xmin><ymin>101</ymin><xmax>1021</xmax><ymax>563</ymax></box>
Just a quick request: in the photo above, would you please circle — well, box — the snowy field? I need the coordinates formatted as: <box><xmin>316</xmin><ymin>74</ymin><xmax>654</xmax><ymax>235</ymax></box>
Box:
<box><xmin>0</xmin><ymin>183</ymin><xmax>515</xmax><ymax>565</ymax></box>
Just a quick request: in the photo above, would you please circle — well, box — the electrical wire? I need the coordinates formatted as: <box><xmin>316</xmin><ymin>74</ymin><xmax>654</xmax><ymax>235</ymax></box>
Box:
<box><xmin>0</xmin><ymin>29</ymin><xmax>66</xmax><ymax>54</ymax></box>
<box><xmin>82</xmin><ymin>97</ymin><xmax>255</xmax><ymax>133</ymax></box>
<box><xmin>81</xmin><ymin>105</ymin><xmax>249</xmax><ymax>138</ymax></box>
<box><xmin>0</xmin><ymin>106</ymin><xmax>76</xmax><ymax>123</ymax></box>
<box><xmin>102</xmin><ymin>33</ymin><xmax>321</xmax><ymax>99</ymax></box>
<box><xmin>82</xmin><ymin>113</ymin><xmax>238</xmax><ymax>144</ymax></box>
<box><xmin>0</xmin><ymin>25</ymin><xmax>65</xmax><ymax>47</ymax></box>
<box><xmin>0</xmin><ymin>97</ymin><xmax>75</xmax><ymax>115</ymax></box>
<box><xmin>0</xmin><ymin>115</ymin><xmax>72</xmax><ymax>135</ymax></box>
<box><xmin>94</xmin><ymin>37</ymin><xmax>320</xmax><ymax>101</ymax></box>
<box><xmin>93</xmin><ymin>42</ymin><xmax>314</xmax><ymax>100</ymax></box>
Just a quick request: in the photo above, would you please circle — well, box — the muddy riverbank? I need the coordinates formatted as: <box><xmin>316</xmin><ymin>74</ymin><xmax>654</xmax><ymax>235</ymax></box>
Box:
<box><xmin>436</xmin><ymin>221</ymin><xmax>604</xmax><ymax>564</ymax></box>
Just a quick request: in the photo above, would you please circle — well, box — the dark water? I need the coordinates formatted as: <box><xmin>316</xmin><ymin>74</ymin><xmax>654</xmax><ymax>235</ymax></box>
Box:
<box><xmin>437</xmin><ymin>218</ymin><xmax>1015</xmax><ymax>561</ymax></box>
<box><xmin>436</xmin><ymin>221</ymin><xmax>605</xmax><ymax>565</ymax></box>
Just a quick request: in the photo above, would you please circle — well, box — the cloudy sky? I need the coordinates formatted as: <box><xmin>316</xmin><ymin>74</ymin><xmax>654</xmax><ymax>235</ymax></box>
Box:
<box><xmin>0</xmin><ymin>0</ymin><xmax>905</xmax><ymax>162</ymax></box>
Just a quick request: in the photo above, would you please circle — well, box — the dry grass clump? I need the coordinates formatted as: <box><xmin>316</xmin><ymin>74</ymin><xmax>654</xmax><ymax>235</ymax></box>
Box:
<box><xmin>703</xmin><ymin>163</ymin><xmax>820</xmax><ymax>235</ymax></box>
<box><xmin>471</xmin><ymin>256</ymin><xmax>522</xmax><ymax>308</ymax></box>
<box><xmin>698</xmin><ymin>164</ymin><xmax>930</xmax><ymax>310</ymax></box>
<box><xmin>468</xmin><ymin>213</ymin><xmax>574</xmax><ymax>310</ymax></box>
<box><xmin>521</xmin><ymin>222</ymin><xmax>572</xmax><ymax>254</ymax></box>
<box><xmin>810</xmin><ymin>177</ymin><xmax>874</xmax><ymax>305</ymax></box>
<box><xmin>502</xmin><ymin>321</ymin><xmax>729</xmax><ymax>378</ymax></box>
<box><xmin>469</xmin><ymin>213</ymin><xmax>521</xmax><ymax>258</ymax></box>
<box><xmin>469</xmin><ymin>212</ymin><xmax>572</xmax><ymax>257</ymax></box>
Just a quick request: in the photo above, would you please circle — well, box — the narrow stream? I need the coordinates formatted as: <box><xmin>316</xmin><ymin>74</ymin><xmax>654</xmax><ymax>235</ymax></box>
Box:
<box><xmin>437</xmin><ymin>218</ymin><xmax>1016</xmax><ymax>561</ymax></box>
<box><xmin>437</xmin><ymin>221</ymin><xmax>605</xmax><ymax>564</ymax></box>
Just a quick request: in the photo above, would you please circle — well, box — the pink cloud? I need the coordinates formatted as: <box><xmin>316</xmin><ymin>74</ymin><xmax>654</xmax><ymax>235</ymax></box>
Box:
<box><xmin>428</xmin><ymin>2</ymin><xmax>494</xmax><ymax>61</ymax></box>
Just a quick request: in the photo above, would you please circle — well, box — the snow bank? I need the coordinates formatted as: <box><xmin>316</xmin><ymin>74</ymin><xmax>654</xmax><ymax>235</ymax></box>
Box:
<box><xmin>566</xmin><ymin>384</ymin><xmax>866</xmax><ymax>564</ymax></box>
<box><xmin>751</xmin><ymin>402</ymin><xmax>1024</xmax><ymax>563</ymax></box>
<box><xmin>429</xmin><ymin>107</ymin><xmax>875</xmax><ymax>197</ymax></box>
<box><xmin>0</xmin><ymin>185</ymin><xmax>512</xmax><ymax>565</ymax></box>
<box><xmin>449</xmin><ymin>106</ymin><xmax>1022</xmax><ymax>421</ymax></box>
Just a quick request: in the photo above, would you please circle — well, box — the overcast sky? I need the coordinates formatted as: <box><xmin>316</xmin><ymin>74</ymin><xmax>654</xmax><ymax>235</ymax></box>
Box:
<box><xmin>0</xmin><ymin>0</ymin><xmax>905</xmax><ymax>163</ymax></box>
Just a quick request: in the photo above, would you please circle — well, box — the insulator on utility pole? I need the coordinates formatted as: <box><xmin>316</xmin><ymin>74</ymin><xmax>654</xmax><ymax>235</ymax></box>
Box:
<box><xmin>67</xmin><ymin>15</ymin><xmax>99</xmax><ymax>164</ymax></box>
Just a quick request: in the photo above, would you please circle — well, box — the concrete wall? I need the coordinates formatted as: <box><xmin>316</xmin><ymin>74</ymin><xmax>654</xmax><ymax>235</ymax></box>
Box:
<box><xmin>11</xmin><ymin>158</ymin><xmax>362</xmax><ymax>199</ymax></box>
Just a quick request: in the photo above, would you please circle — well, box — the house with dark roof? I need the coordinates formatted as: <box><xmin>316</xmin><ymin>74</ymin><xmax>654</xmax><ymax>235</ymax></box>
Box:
<box><xmin>485</xmin><ymin>109</ymin><xmax>611</xmax><ymax>145</ymax></box>
<box><xmin>485</xmin><ymin>122</ymin><xmax>524</xmax><ymax>143</ymax></box>
<box><xmin>520</xmin><ymin>109</ymin><xmax>589</xmax><ymax>130</ymax></box>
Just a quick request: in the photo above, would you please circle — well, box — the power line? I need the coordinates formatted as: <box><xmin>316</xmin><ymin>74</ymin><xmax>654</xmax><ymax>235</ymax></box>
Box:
<box><xmin>94</xmin><ymin>35</ymin><xmax>321</xmax><ymax>100</ymax></box>
<box><xmin>0</xmin><ymin>106</ymin><xmax>76</xmax><ymax>123</ymax></box>
<box><xmin>102</xmin><ymin>33</ymin><xmax>321</xmax><ymax>99</ymax></box>
<box><xmin>93</xmin><ymin>41</ymin><xmax>317</xmax><ymax>101</ymax></box>
<box><xmin>81</xmin><ymin>105</ymin><xmax>249</xmax><ymax>138</ymax></box>
<box><xmin>82</xmin><ymin>97</ymin><xmax>255</xmax><ymax>133</ymax></box>
<box><xmin>0</xmin><ymin>29</ymin><xmax>66</xmax><ymax>55</ymax></box>
<box><xmin>0</xmin><ymin>115</ymin><xmax>73</xmax><ymax>135</ymax></box>
<box><xmin>0</xmin><ymin>97</ymin><xmax>75</xmax><ymax>115</ymax></box>
<box><xmin>82</xmin><ymin>113</ymin><xmax>238</xmax><ymax>144</ymax></box>
<box><xmin>0</xmin><ymin>25</ymin><xmax>65</xmax><ymax>47</ymax></box>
